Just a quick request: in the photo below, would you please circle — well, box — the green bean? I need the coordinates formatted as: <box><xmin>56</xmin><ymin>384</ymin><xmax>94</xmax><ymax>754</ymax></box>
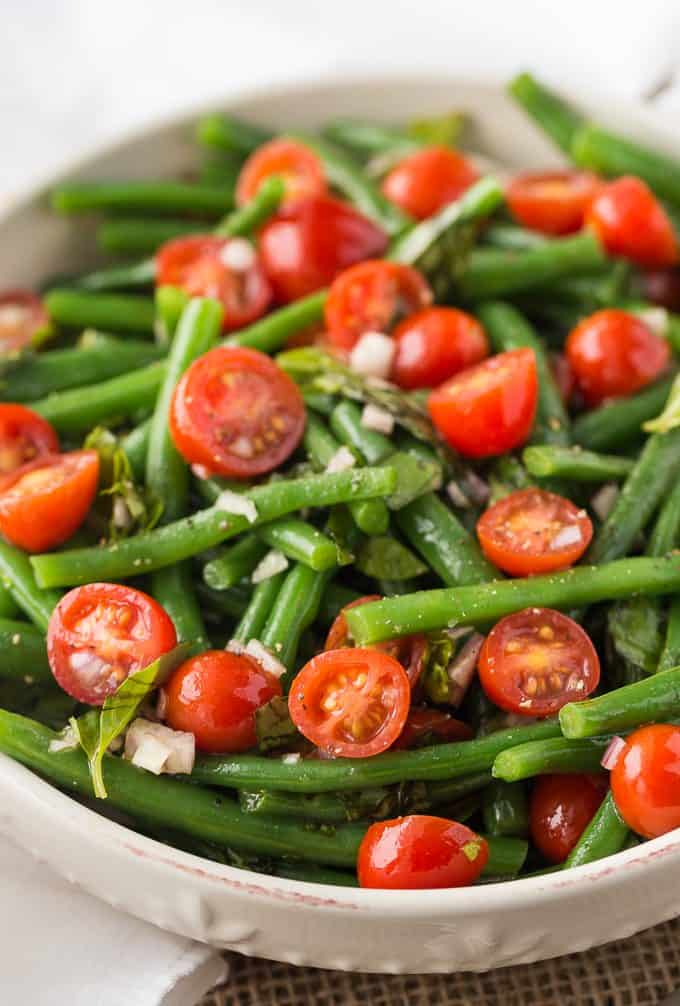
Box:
<box><xmin>477</xmin><ymin>301</ymin><xmax>569</xmax><ymax>445</ymax></box>
<box><xmin>458</xmin><ymin>231</ymin><xmax>606</xmax><ymax>300</ymax></box>
<box><xmin>565</xmin><ymin>792</ymin><xmax>630</xmax><ymax>869</ymax></box>
<box><xmin>0</xmin><ymin>584</ymin><xmax>19</xmax><ymax>620</ymax></box>
<box><xmin>659</xmin><ymin>597</ymin><xmax>680</xmax><ymax>673</ymax></box>
<box><xmin>154</xmin><ymin>285</ymin><xmax>190</xmax><ymax>345</ymax></box>
<box><xmin>482</xmin><ymin>223</ymin><xmax>549</xmax><ymax>252</ymax></box>
<box><xmin>560</xmin><ymin>666</ymin><xmax>680</xmax><ymax>739</ymax></box>
<box><xmin>260</xmin><ymin>564</ymin><xmax>332</xmax><ymax>671</ymax></box>
<box><xmin>214</xmin><ymin>175</ymin><xmax>285</xmax><ymax>238</ymax></box>
<box><xmin>587</xmin><ymin>429</ymin><xmax>680</xmax><ymax>564</ymax></box>
<box><xmin>51</xmin><ymin>181</ymin><xmax>234</xmax><ymax>217</ymax></box>
<box><xmin>192</xmin><ymin>721</ymin><xmax>561</xmax><ymax>793</ymax></box>
<box><xmin>0</xmin><ymin>336</ymin><xmax>164</xmax><ymax>402</ymax></box>
<box><xmin>394</xmin><ymin>493</ymin><xmax>496</xmax><ymax>587</ymax></box>
<box><xmin>259</xmin><ymin>520</ymin><xmax>339</xmax><ymax>572</ymax></box>
<box><xmin>329</xmin><ymin>400</ymin><xmax>393</xmax><ymax>465</ymax></box>
<box><xmin>0</xmin><ymin>541</ymin><xmax>61</xmax><ymax>631</ymax></box>
<box><xmin>572</xmin><ymin>375</ymin><xmax>675</xmax><ymax>451</ymax></box>
<box><xmin>121</xmin><ymin>419</ymin><xmax>152</xmax><ymax>482</ymax></box>
<box><xmin>77</xmin><ymin>259</ymin><xmax>156</xmax><ymax>292</ymax></box>
<box><xmin>30</xmin><ymin>361</ymin><xmax>165</xmax><ymax>435</ymax></box>
<box><xmin>483</xmin><ymin>836</ymin><xmax>528</xmax><ymax>878</ymax></box>
<box><xmin>203</xmin><ymin>534</ymin><xmax>268</xmax><ymax>590</ymax></box>
<box><xmin>492</xmin><ymin>737</ymin><xmax>610</xmax><ymax>782</ymax></box>
<box><xmin>508</xmin><ymin>72</ymin><xmax>585</xmax><ymax>154</ymax></box>
<box><xmin>322</xmin><ymin>120</ymin><xmax>420</xmax><ymax>157</ymax></box>
<box><xmin>0</xmin><ymin>619</ymin><xmax>50</xmax><ymax>681</ymax></box>
<box><xmin>0</xmin><ymin>711</ymin><xmax>364</xmax><ymax>868</ymax></box>
<box><xmin>199</xmin><ymin>152</ymin><xmax>243</xmax><ymax>187</ymax></box>
<box><xmin>572</xmin><ymin>124</ymin><xmax>680</xmax><ymax>207</ymax></box>
<box><xmin>317</xmin><ymin>582</ymin><xmax>361</xmax><ymax>625</ymax></box>
<box><xmin>344</xmin><ymin>555</ymin><xmax>680</xmax><ymax>644</ymax></box>
<box><xmin>523</xmin><ymin>445</ymin><xmax>635</xmax><ymax>482</ymax></box>
<box><xmin>291</xmin><ymin>133</ymin><xmax>409</xmax><ymax>235</ymax></box>
<box><xmin>196</xmin><ymin>115</ymin><xmax>271</xmax><ymax>156</ymax></box>
<box><xmin>45</xmin><ymin>289</ymin><xmax>155</xmax><ymax>334</ymax></box>
<box><xmin>648</xmin><ymin>476</ymin><xmax>680</xmax><ymax>558</ymax></box>
<box><xmin>232</xmin><ymin>570</ymin><xmax>286</xmax><ymax>645</ymax></box>
<box><xmin>482</xmin><ymin>781</ymin><xmax>529</xmax><ymax>837</ymax></box>
<box><xmin>97</xmin><ymin>217</ymin><xmax>200</xmax><ymax>256</ymax></box>
<box><xmin>151</xmin><ymin>563</ymin><xmax>208</xmax><ymax>652</ymax></box>
<box><xmin>228</xmin><ymin>291</ymin><xmax>326</xmax><ymax>354</ymax></box>
<box><xmin>197</xmin><ymin>582</ymin><xmax>252</xmax><ymax>622</ymax></box>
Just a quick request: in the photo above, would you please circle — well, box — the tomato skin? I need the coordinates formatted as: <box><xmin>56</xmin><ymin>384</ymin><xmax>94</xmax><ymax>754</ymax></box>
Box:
<box><xmin>0</xmin><ymin>290</ymin><xmax>49</xmax><ymax>352</ymax></box>
<box><xmin>530</xmin><ymin>774</ymin><xmax>608</xmax><ymax>863</ymax></box>
<box><xmin>163</xmin><ymin>650</ymin><xmax>281</xmax><ymax>754</ymax></box>
<box><xmin>477</xmin><ymin>607</ymin><xmax>600</xmax><ymax>717</ymax></box>
<box><xmin>169</xmin><ymin>345</ymin><xmax>305</xmax><ymax>479</ymax></box>
<box><xmin>566</xmin><ymin>308</ymin><xmax>671</xmax><ymax>406</ymax></box>
<box><xmin>288</xmin><ymin>647</ymin><xmax>410</xmax><ymax>758</ymax></box>
<box><xmin>47</xmin><ymin>583</ymin><xmax>178</xmax><ymax>706</ymax></box>
<box><xmin>391</xmin><ymin>307</ymin><xmax>488</xmax><ymax>390</ymax></box>
<box><xmin>393</xmin><ymin>708</ymin><xmax>473</xmax><ymax>750</ymax></box>
<box><xmin>0</xmin><ymin>450</ymin><xmax>99</xmax><ymax>553</ymax></box>
<box><xmin>258</xmin><ymin>196</ymin><xmax>388</xmax><ymax>303</ymax></box>
<box><xmin>428</xmin><ymin>347</ymin><xmax>537</xmax><ymax>458</ymax></box>
<box><xmin>642</xmin><ymin>268</ymin><xmax>680</xmax><ymax>311</ymax></box>
<box><xmin>358</xmin><ymin>815</ymin><xmax>488</xmax><ymax>889</ymax></box>
<box><xmin>381</xmin><ymin>147</ymin><xmax>479</xmax><ymax>221</ymax></box>
<box><xmin>506</xmin><ymin>170</ymin><xmax>602</xmax><ymax>236</ymax></box>
<box><xmin>156</xmin><ymin>235</ymin><xmax>272</xmax><ymax>331</ymax></box>
<box><xmin>476</xmin><ymin>488</ymin><xmax>593</xmax><ymax>577</ymax></box>
<box><xmin>586</xmin><ymin>176</ymin><xmax>679</xmax><ymax>268</ymax></box>
<box><xmin>611</xmin><ymin>724</ymin><xmax>680</xmax><ymax>839</ymax></box>
<box><xmin>0</xmin><ymin>404</ymin><xmax>59</xmax><ymax>475</ymax></box>
<box><xmin>323</xmin><ymin>260</ymin><xmax>432</xmax><ymax>354</ymax></box>
<box><xmin>236</xmin><ymin>138</ymin><xmax>327</xmax><ymax>208</ymax></box>
<box><xmin>549</xmin><ymin>352</ymin><xmax>576</xmax><ymax>406</ymax></box>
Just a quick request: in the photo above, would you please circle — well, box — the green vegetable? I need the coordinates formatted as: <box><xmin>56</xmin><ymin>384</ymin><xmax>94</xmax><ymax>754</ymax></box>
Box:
<box><xmin>560</xmin><ymin>666</ymin><xmax>680</xmax><ymax>738</ymax></box>
<box><xmin>85</xmin><ymin>427</ymin><xmax>162</xmax><ymax>540</ymax></box>
<box><xmin>197</xmin><ymin>115</ymin><xmax>271</xmax><ymax>156</ymax></box>
<box><xmin>51</xmin><ymin>180</ymin><xmax>234</xmax><ymax>216</ymax></box>
<box><xmin>259</xmin><ymin>520</ymin><xmax>341</xmax><ymax>571</ymax></box>
<box><xmin>572</xmin><ymin>375</ymin><xmax>675</xmax><ymax>451</ymax></box>
<box><xmin>523</xmin><ymin>445</ymin><xmax>635</xmax><ymax>482</ymax></box>
<box><xmin>572</xmin><ymin>124</ymin><xmax>680</xmax><ymax>208</ymax></box>
<box><xmin>482</xmin><ymin>780</ymin><xmax>529</xmax><ymax>838</ymax></box>
<box><xmin>565</xmin><ymin>792</ymin><xmax>630</xmax><ymax>868</ymax></box>
<box><xmin>214</xmin><ymin>175</ymin><xmax>285</xmax><ymax>238</ymax></box>
<box><xmin>0</xmin><ymin>619</ymin><xmax>51</xmax><ymax>682</ymax></box>
<box><xmin>643</xmin><ymin>372</ymin><xmax>680</xmax><ymax>434</ymax></box>
<box><xmin>260</xmin><ymin>564</ymin><xmax>332</xmax><ymax>672</ymax></box>
<box><xmin>0</xmin><ymin>541</ymin><xmax>61</xmax><ymax>631</ymax></box>
<box><xmin>229</xmin><ymin>292</ymin><xmax>326</xmax><ymax>354</ymax></box>
<box><xmin>45</xmin><ymin>289</ymin><xmax>155</xmax><ymax>334</ymax></box>
<box><xmin>354</xmin><ymin>536</ymin><xmax>427</xmax><ymax>581</ymax></box>
<box><xmin>97</xmin><ymin>218</ymin><xmax>200</xmax><ymax>256</ymax></box>
<box><xmin>508</xmin><ymin>72</ymin><xmax>585</xmax><ymax>154</ymax></box>
<box><xmin>492</xmin><ymin>736</ymin><xmax>610</xmax><ymax>782</ymax></box>
<box><xmin>76</xmin><ymin>259</ymin><xmax>156</xmax><ymax>293</ymax></box>
<box><xmin>203</xmin><ymin>534</ymin><xmax>268</xmax><ymax>590</ymax></box>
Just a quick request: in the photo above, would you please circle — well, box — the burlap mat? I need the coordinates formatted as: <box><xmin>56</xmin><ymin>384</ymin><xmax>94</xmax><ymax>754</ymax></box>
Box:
<box><xmin>199</xmin><ymin>917</ymin><xmax>680</xmax><ymax>1005</ymax></box>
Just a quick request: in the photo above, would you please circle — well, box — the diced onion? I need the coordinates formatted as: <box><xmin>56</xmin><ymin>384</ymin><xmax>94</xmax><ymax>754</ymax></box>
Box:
<box><xmin>446</xmin><ymin>481</ymin><xmax>470</xmax><ymax>508</ymax></box>
<box><xmin>325</xmin><ymin>446</ymin><xmax>356</xmax><ymax>474</ymax></box>
<box><xmin>215</xmin><ymin>489</ymin><xmax>258</xmax><ymax>524</ymax></box>
<box><xmin>636</xmin><ymin>306</ymin><xmax>668</xmax><ymax>338</ymax></box>
<box><xmin>551</xmin><ymin>525</ymin><xmax>583</xmax><ymax>549</ymax></box>
<box><xmin>245</xmin><ymin>639</ymin><xmax>288</xmax><ymax>679</ymax></box>
<box><xmin>349</xmin><ymin>331</ymin><xmax>395</xmax><ymax>379</ymax></box>
<box><xmin>219</xmin><ymin>238</ymin><xmax>256</xmax><ymax>272</ymax></box>
<box><xmin>124</xmin><ymin>718</ymin><xmax>195</xmax><ymax>775</ymax></box>
<box><xmin>447</xmin><ymin>632</ymin><xmax>485</xmax><ymax>707</ymax></box>
<box><xmin>601</xmin><ymin>735</ymin><xmax>627</xmax><ymax>771</ymax></box>
<box><xmin>360</xmin><ymin>404</ymin><xmax>394</xmax><ymax>435</ymax></box>
<box><xmin>251</xmin><ymin>549</ymin><xmax>289</xmax><ymax>584</ymax></box>
<box><xmin>282</xmin><ymin>752</ymin><xmax>302</xmax><ymax>764</ymax></box>
<box><xmin>48</xmin><ymin>724</ymin><xmax>79</xmax><ymax>753</ymax></box>
<box><xmin>591</xmin><ymin>483</ymin><xmax>619</xmax><ymax>521</ymax></box>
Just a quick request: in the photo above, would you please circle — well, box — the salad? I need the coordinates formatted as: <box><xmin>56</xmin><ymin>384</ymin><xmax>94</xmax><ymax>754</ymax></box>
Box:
<box><xmin>0</xmin><ymin>72</ymin><xmax>679</xmax><ymax>891</ymax></box>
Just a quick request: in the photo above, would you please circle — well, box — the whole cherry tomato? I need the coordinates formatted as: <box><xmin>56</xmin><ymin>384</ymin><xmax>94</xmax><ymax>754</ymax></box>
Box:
<box><xmin>611</xmin><ymin>724</ymin><xmax>680</xmax><ymax>839</ymax></box>
<box><xmin>391</xmin><ymin>307</ymin><xmax>489</xmax><ymax>389</ymax></box>
<box><xmin>382</xmin><ymin>147</ymin><xmax>479</xmax><ymax>220</ymax></box>
<box><xmin>530</xmin><ymin>774</ymin><xmax>608</xmax><ymax>863</ymax></box>
<box><xmin>236</xmin><ymin>138</ymin><xmax>327</xmax><ymax>207</ymax></box>
<box><xmin>586</xmin><ymin>176</ymin><xmax>679</xmax><ymax>268</ymax></box>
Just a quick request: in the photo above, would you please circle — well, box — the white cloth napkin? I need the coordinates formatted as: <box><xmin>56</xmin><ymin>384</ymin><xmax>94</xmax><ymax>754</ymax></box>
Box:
<box><xmin>1</xmin><ymin>3</ymin><xmax>680</xmax><ymax>1005</ymax></box>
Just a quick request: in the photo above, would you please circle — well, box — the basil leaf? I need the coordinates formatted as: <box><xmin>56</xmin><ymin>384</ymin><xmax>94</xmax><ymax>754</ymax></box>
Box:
<box><xmin>85</xmin><ymin>426</ymin><xmax>163</xmax><ymax>540</ymax></box>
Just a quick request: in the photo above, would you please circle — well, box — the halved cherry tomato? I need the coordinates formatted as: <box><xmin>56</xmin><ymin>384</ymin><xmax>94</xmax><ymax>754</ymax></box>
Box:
<box><xmin>611</xmin><ymin>724</ymin><xmax>680</xmax><ymax>839</ymax></box>
<box><xmin>506</xmin><ymin>170</ymin><xmax>601</xmax><ymax>236</ymax></box>
<box><xmin>235</xmin><ymin>138</ymin><xmax>327</xmax><ymax>208</ymax></box>
<box><xmin>478</xmin><ymin>607</ymin><xmax>600</xmax><ymax>717</ymax></box>
<box><xmin>258</xmin><ymin>195</ymin><xmax>388</xmax><ymax>303</ymax></box>
<box><xmin>586</xmin><ymin>176</ymin><xmax>679</xmax><ymax>268</ymax></box>
<box><xmin>288</xmin><ymin>648</ymin><xmax>410</xmax><ymax>758</ymax></box>
<box><xmin>47</xmin><ymin>582</ymin><xmax>177</xmax><ymax>705</ymax></box>
<box><xmin>0</xmin><ymin>450</ymin><xmax>99</xmax><ymax>552</ymax></box>
<box><xmin>428</xmin><ymin>347</ymin><xmax>537</xmax><ymax>458</ymax></box>
<box><xmin>476</xmin><ymin>488</ymin><xmax>593</xmax><ymax>577</ymax></box>
<box><xmin>391</xmin><ymin>307</ymin><xmax>489</xmax><ymax>389</ymax></box>
<box><xmin>163</xmin><ymin>649</ymin><xmax>281</xmax><ymax>753</ymax></box>
<box><xmin>169</xmin><ymin>345</ymin><xmax>305</xmax><ymax>479</ymax></box>
<box><xmin>566</xmin><ymin>308</ymin><xmax>670</xmax><ymax>406</ymax></box>
<box><xmin>381</xmin><ymin>147</ymin><xmax>479</xmax><ymax>221</ymax></box>
<box><xmin>156</xmin><ymin>235</ymin><xmax>272</xmax><ymax>331</ymax></box>
<box><xmin>323</xmin><ymin>260</ymin><xmax>432</xmax><ymax>354</ymax></box>
<box><xmin>642</xmin><ymin>268</ymin><xmax>680</xmax><ymax>311</ymax></box>
<box><xmin>0</xmin><ymin>404</ymin><xmax>59</xmax><ymax>475</ymax></box>
<box><xmin>549</xmin><ymin>351</ymin><xmax>576</xmax><ymax>406</ymax></box>
<box><xmin>0</xmin><ymin>291</ymin><xmax>49</xmax><ymax>352</ymax></box>
<box><xmin>358</xmin><ymin>815</ymin><xmax>488</xmax><ymax>889</ymax></box>
<box><xmin>530</xmin><ymin>774</ymin><xmax>608</xmax><ymax>863</ymax></box>
<box><xmin>324</xmin><ymin>594</ymin><xmax>426</xmax><ymax>687</ymax></box>
<box><xmin>393</xmin><ymin>707</ymin><xmax>473</xmax><ymax>750</ymax></box>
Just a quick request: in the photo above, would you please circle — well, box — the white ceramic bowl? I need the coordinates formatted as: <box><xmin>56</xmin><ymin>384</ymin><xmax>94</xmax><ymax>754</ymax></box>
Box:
<box><xmin>1</xmin><ymin>76</ymin><xmax>680</xmax><ymax>974</ymax></box>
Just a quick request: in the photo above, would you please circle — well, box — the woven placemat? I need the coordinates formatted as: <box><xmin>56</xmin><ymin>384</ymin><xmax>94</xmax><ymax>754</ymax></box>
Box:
<box><xmin>200</xmin><ymin>917</ymin><xmax>680</xmax><ymax>1005</ymax></box>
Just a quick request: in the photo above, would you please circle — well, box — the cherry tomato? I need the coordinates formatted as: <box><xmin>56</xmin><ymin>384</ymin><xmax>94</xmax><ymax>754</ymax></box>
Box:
<box><xmin>163</xmin><ymin>649</ymin><xmax>281</xmax><ymax>753</ymax></box>
<box><xmin>324</xmin><ymin>594</ymin><xmax>426</xmax><ymax>687</ymax></box>
<box><xmin>288</xmin><ymin>648</ymin><xmax>410</xmax><ymax>758</ymax></box>
<box><xmin>381</xmin><ymin>147</ymin><xmax>479</xmax><ymax>221</ymax></box>
<box><xmin>393</xmin><ymin>707</ymin><xmax>473</xmax><ymax>750</ymax></box>
<box><xmin>323</xmin><ymin>260</ymin><xmax>432</xmax><ymax>354</ymax></box>
<box><xmin>391</xmin><ymin>307</ymin><xmax>489</xmax><ymax>389</ymax></box>
<box><xmin>358</xmin><ymin>815</ymin><xmax>488</xmax><ymax>889</ymax></box>
<box><xmin>506</xmin><ymin>170</ymin><xmax>602</xmax><ymax>236</ymax></box>
<box><xmin>478</xmin><ymin>607</ymin><xmax>600</xmax><ymax>717</ymax></box>
<box><xmin>235</xmin><ymin>138</ymin><xmax>327</xmax><ymax>208</ymax></box>
<box><xmin>476</xmin><ymin>488</ymin><xmax>593</xmax><ymax>577</ymax></box>
<box><xmin>258</xmin><ymin>195</ymin><xmax>388</xmax><ymax>303</ymax></box>
<box><xmin>611</xmin><ymin>724</ymin><xmax>680</xmax><ymax>839</ymax></box>
<box><xmin>642</xmin><ymin>268</ymin><xmax>680</xmax><ymax>311</ymax></box>
<box><xmin>0</xmin><ymin>291</ymin><xmax>49</xmax><ymax>352</ymax></box>
<box><xmin>586</xmin><ymin>176</ymin><xmax>679</xmax><ymax>268</ymax></box>
<box><xmin>0</xmin><ymin>450</ymin><xmax>99</xmax><ymax>553</ymax></box>
<box><xmin>169</xmin><ymin>345</ymin><xmax>305</xmax><ymax>479</ymax></box>
<box><xmin>428</xmin><ymin>347</ymin><xmax>537</xmax><ymax>458</ymax></box>
<box><xmin>47</xmin><ymin>583</ymin><xmax>177</xmax><ymax>705</ymax></box>
<box><xmin>0</xmin><ymin>404</ymin><xmax>59</xmax><ymax>475</ymax></box>
<box><xmin>549</xmin><ymin>352</ymin><xmax>576</xmax><ymax>406</ymax></box>
<box><xmin>530</xmin><ymin>774</ymin><xmax>608</xmax><ymax>863</ymax></box>
<box><xmin>566</xmin><ymin>308</ymin><xmax>670</xmax><ymax>406</ymax></box>
<box><xmin>156</xmin><ymin>235</ymin><xmax>272</xmax><ymax>331</ymax></box>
